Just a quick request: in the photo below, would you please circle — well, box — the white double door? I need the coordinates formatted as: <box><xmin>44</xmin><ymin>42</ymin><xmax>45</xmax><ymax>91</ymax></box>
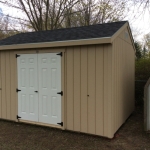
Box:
<box><xmin>17</xmin><ymin>53</ymin><xmax>61</xmax><ymax>125</ymax></box>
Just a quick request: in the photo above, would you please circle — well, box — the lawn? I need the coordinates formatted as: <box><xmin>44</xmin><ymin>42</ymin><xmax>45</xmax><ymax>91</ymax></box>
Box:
<box><xmin>0</xmin><ymin>106</ymin><xmax>150</xmax><ymax>150</ymax></box>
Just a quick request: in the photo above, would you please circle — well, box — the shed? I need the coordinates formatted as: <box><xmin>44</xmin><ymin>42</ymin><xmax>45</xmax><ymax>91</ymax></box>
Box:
<box><xmin>0</xmin><ymin>21</ymin><xmax>135</xmax><ymax>138</ymax></box>
<box><xmin>144</xmin><ymin>78</ymin><xmax>150</xmax><ymax>131</ymax></box>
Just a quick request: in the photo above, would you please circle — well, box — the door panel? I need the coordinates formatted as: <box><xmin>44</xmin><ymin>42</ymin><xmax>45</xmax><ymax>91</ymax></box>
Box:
<box><xmin>17</xmin><ymin>54</ymin><xmax>38</xmax><ymax>121</ymax></box>
<box><xmin>17</xmin><ymin>53</ymin><xmax>61</xmax><ymax>125</ymax></box>
<box><xmin>38</xmin><ymin>53</ymin><xmax>61</xmax><ymax>125</ymax></box>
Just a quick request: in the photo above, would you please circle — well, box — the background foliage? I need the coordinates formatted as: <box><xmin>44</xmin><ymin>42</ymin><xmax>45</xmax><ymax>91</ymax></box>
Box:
<box><xmin>135</xmin><ymin>38</ymin><xmax>150</xmax><ymax>105</ymax></box>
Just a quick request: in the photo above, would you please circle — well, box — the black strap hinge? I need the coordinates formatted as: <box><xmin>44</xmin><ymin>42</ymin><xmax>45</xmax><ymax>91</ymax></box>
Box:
<box><xmin>56</xmin><ymin>52</ymin><xmax>62</xmax><ymax>57</ymax></box>
<box><xmin>16</xmin><ymin>54</ymin><xmax>20</xmax><ymax>58</ymax></box>
<box><xmin>57</xmin><ymin>122</ymin><xmax>63</xmax><ymax>126</ymax></box>
<box><xmin>17</xmin><ymin>115</ymin><xmax>21</xmax><ymax>119</ymax></box>
<box><xmin>57</xmin><ymin>91</ymin><xmax>63</xmax><ymax>96</ymax></box>
<box><xmin>16</xmin><ymin>89</ymin><xmax>21</xmax><ymax>92</ymax></box>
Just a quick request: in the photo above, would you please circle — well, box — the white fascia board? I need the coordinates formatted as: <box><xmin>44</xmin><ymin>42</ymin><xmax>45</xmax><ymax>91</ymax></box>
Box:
<box><xmin>0</xmin><ymin>37</ymin><xmax>112</xmax><ymax>50</ymax></box>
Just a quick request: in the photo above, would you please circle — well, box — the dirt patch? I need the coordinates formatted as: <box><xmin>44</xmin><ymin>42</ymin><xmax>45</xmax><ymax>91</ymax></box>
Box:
<box><xmin>0</xmin><ymin>106</ymin><xmax>150</xmax><ymax>150</ymax></box>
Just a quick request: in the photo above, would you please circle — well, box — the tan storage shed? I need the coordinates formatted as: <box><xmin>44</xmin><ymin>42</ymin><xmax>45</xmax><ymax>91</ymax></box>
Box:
<box><xmin>144</xmin><ymin>78</ymin><xmax>150</xmax><ymax>131</ymax></box>
<box><xmin>0</xmin><ymin>21</ymin><xmax>135</xmax><ymax>138</ymax></box>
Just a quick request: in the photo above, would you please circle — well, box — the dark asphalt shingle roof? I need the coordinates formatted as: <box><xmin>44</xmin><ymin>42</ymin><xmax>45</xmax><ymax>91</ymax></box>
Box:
<box><xmin>0</xmin><ymin>21</ymin><xmax>127</xmax><ymax>46</ymax></box>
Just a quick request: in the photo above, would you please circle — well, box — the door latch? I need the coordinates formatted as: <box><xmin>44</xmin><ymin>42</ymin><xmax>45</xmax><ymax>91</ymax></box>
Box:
<box><xmin>17</xmin><ymin>115</ymin><xmax>21</xmax><ymax>119</ymax></box>
<box><xmin>57</xmin><ymin>122</ymin><xmax>63</xmax><ymax>126</ymax></box>
<box><xmin>57</xmin><ymin>91</ymin><xmax>63</xmax><ymax>96</ymax></box>
<box><xmin>16</xmin><ymin>89</ymin><xmax>21</xmax><ymax>92</ymax></box>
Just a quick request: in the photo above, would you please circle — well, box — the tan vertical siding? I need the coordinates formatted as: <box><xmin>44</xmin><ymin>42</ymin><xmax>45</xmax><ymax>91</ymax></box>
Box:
<box><xmin>66</xmin><ymin>47</ymin><xmax>74</xmax><ymax>130</ymax></box>
<box><xmin>1</xmin><ymin>52</ymin><xmax>7</xmax><ymax>118</ymax></box>
<box><xmin>10</xmin><ymin>51</ymin><xmax>17</xmax><ymax>121</ymax></box>
<box><xmin>0</xmin><ymin>52</ymin><xmax>1</xmax><ymax>118</ymax></box>
<box><xmin>95</xmin><ymin>45</ymin><xmax>104</xmax><ymax>135</ymax></box>
<box><xmin>0</xmin><ymin>51</ymin><xmax>17</xmax><ymax>121</ymax></box>
<box><xmin>73</xmin><ymin>47</ymin><xmax>81</xmax><ymax>131</ymax></box>
<box><xmin>112</xmin><ymin>31</ymin><xmax>135</xmax><ymax>134</ymax></box>
<box><xmin>103</xmin><ymin>44</ymin><xmax>113</xmax><ymax>137</ymax></box>
<box><xmin>66</xmin><ymin>44</ymin><xmax>105</xmax><ymax>136</ymax></box>
<box><xmin>80</xmin><ymin>46</ymin><xmax>88</xmax><ymax>133</ymax></box>
<box><xmin>87</xmin><ymin>46</ymin><xmax>96</xmax><ymax>134</ymax></box>
<box><xmin>119</xmin><ymin>28</ymin><xmax>132</xmax><ymax>45</ymax></box>
<box><xmin>6</xmin><ymin>51</ymin><xmax>11</xmax><ymax>120</ymax></box>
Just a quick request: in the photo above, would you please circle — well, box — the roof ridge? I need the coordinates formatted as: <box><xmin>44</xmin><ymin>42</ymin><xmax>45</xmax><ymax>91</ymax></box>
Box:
<box><xmin>21</xmin><ymin>21</ymin><xmax>128</xmax><ymax>34</ymax></box>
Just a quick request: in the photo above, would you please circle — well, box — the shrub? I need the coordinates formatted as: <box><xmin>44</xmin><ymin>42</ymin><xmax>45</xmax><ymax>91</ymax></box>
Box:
<box><xmin>135</xmin><ymin>58</ymin><xmax>150</xmax><ymax>105</ymax></box>
<box><xmin>135</xmin><ymin>58</ymin><xmax>150</xmax><ymax>81</ymax></box>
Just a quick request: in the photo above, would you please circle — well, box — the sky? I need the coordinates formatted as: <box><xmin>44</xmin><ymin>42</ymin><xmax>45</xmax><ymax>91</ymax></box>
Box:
<box><xmin>125</xmin><ymin>4</ymin><xmax>150</xmax><ymax>42</ymax></box>
<box><xmin>0</xmin><ymin>1</ymin><xmax>150</xmax><ymax>42</ymax></box>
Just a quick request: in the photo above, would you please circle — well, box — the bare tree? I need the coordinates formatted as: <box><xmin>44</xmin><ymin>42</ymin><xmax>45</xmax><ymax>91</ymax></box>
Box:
<box><xmin>2</xmin><ymin>0</ymin><xmax>144</xmax><ymax>31</ymax></box>
<box><xmin>63</xmin><ymin>0</ymin><xmax>128</xmax><ymax>28</ymax></box>
<box><xmin>132</xmin><ymin>0</ymin><xmax>150</xmax><ymax>9</ymax></box>
<box><xmin>0</xmin><ymin>14</ymin><xmax>19</xmax><ymax>39</ymax></box>
<box><xmin>143</xmin><ymin>33</ymin><xmax>150</xmax><ymax>51</ymax></box>
<box><xmin>16</xmin><ymin>0</ymin><xmax>80</xmax><ymax>31</ymax></box>
<box><xmin>95</xmin><ymin>0</ymin><xmax>127</xmax><ymax>23</ymax></box>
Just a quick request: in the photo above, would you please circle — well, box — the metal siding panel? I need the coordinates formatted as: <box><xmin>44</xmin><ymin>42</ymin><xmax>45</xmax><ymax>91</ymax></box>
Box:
<box><xmin>116</xmin><ymin>40</ymin><xmax>118</xmax><ymax>131</ymax></box>
<box><xmin>123</xmin><ymin>40</ymin><xmax>126</xmax><ymax>123</ymax></box>
<box><xmin>119</xmin><ymin>28</ymin><xmax>132</xmax><ymax>45</ymax></box>
<box><xmin>120</xmin><ymin>39</ymin><xmax>124</xmax><ymax>124</ymax></box>
<box><xmin>73</xmin><ymin>47</ymin><xmax>81</xmax><ymax>131</ymax></box>
<box><xmin>112</xmin><ymin>41</ymin><xmax>115</xmax><ymax>131</ymax></box>
<box><xmin>95</xmin><ymin>45</ymin><xmax>104</xmax><ymax>135</ymax></box>
<box><xmin>103</xmin><ymin>46</ymin><xmax>108</xmax><ymax>136</ymax></box>
<box><xmin>112</xmin><ymin>33</ymin><xmax>135</xmax><ymax>134</ymax></box>
<box><xmin>87</xmin><ymin>46</ymin><xmax>96</xmax><ymax>134</ymax></box>
<box><xmin>1</xmin><ymin>52</ymin><xmax>7</xmax><ymax>118</ymax></box>
<box><xmin>64</xmin><ymin>49</ymin><xmax>69</xmax><ymax>129</ymax></box>
<box><xmin>125</xmin><ymin>44</ymin><xmax>135</xmax><ymax>118</ymax></box>
<box><xmin>116</xmin><ymin>39</ymin><xmax>119</xmax><ymax>129</ymax></box>
<box><xmin>111</xmin><ymin>42</ymin><xmax>114</xmax><ymax>133</ymax></box>
<box><xmin>124</xmin><ymin>41</ymin><xmax>128</xmax><ymax>120</ymax></box>
<box><xmin>118</xmin><ymin>39</ymin><xmax>122</xmax><ymax>124</ymax></box>
<box><xmin>103</xmin><ymin>45</ymin><xmax>113</xmax><ymax>138</ymax></box>
<box><xmin>115</xmin><ymin>40</ymin><xmax>117</xmax><ymax>131</ymax></box>
<box><xmin>6</xmin><ymin>51</ymin><xmax>11</xmax><ymax>119</ymax></box>
<box><xmin>80</xmin><ymin>46</ymin><xmax>88</xmax><ymax>133</ymax></box>
<box><xmin>107</xmin><ymin>45</ymin><xmax>113</xmax><ymax>138</ymax></box>
<box><xmin>0</xmin><ymin>52</ymin><xmax>1</xmax><ymax>118</ymax></box>
<box><xmin>66</xmin><ymin>48</ymin><xmax>74</xmax><ymax>130</ymax></box>
<box><xmin>113</xmin><ymin>39</ymin><xmax>117</xmax><ymax>132</ymax></box>
<box><xmin>131</xmin><ymin>46</ymin><xmax>135</xmax><ymax>112</ymax></box>
<box><xmin>117</xmin><ymin>39</ymin><xmax>120</xmax><ymax>126</ymax></box>
<box><xmin>10</xmin><ymin>52</ymin><xmax>17</xmax><ymax>121</ymax></box>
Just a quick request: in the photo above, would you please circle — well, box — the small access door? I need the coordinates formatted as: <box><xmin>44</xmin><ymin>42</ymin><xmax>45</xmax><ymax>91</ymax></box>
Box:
<box><xmin>17</xmin><ymin>53</ymin><xmax>62</xmax><ymax>125</ymax></box>
<box><xmin>17</xmin><ymin>54</ymin><xmax>39</xmax><ymax>122</ymax></box>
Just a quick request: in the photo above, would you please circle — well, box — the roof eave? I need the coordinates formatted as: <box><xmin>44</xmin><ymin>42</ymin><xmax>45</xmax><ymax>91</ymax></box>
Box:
<box><xmin>0</xmin><ymin>37</ymin><xmax>112</xmax><ymax>50</ymax></box>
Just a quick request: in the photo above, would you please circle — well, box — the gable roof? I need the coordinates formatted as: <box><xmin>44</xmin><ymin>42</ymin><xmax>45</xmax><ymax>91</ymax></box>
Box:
<box><xmin>0</xmin><ymin>21</ymin><xmax>135</xmax><ymax>50</ymax></box>
<box><xmin>0</xmin><ymin>21</ymin><xmax>131</xmax><ymax>50</ymax></box>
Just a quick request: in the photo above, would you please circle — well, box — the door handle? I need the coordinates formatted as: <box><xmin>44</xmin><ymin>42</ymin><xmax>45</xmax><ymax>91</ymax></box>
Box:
<box><xmin>34</xmin><ymin>91</ymin><xmax>38</xmax><ymax>93</ymax></box>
